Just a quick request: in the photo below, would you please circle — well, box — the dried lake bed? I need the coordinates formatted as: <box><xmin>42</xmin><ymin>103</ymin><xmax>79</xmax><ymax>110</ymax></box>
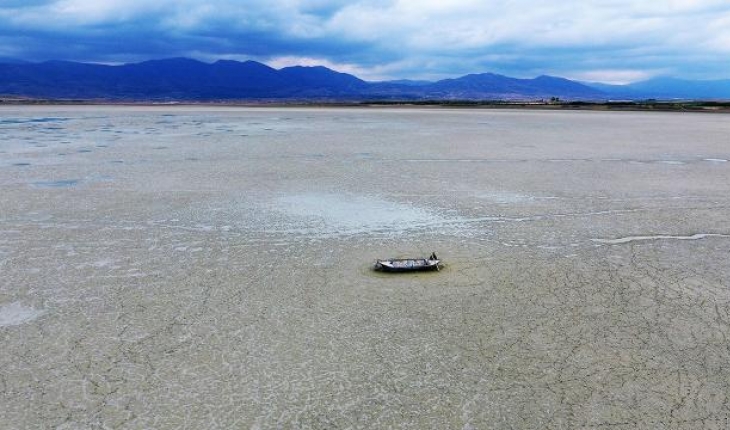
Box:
<box><xmin>2</xmin><ymin>105</ymin><xmax>730</xmax><ymax>429</ymax></box>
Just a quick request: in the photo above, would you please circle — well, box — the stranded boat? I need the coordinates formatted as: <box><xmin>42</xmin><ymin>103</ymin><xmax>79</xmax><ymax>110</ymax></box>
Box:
<box><xmin>374</xmin><ymin>252</ymin><xmax>441</xmax><ymax>272</ymax></box>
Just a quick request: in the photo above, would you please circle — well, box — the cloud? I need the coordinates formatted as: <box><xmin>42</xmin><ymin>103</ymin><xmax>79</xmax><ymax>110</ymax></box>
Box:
<box><xmin>564</xmin><ymin>69</ymin><xmax>659</xmax><ymax>85</ymax></box>
<box><xmin>1</xmin><ymin>0</ymin><xmax>729</xmax><ymax>82</ymax></box>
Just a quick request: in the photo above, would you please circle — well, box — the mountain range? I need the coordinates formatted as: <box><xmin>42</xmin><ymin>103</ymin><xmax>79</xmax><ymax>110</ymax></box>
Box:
<box><xmin>587</xmin><ymin>78</ymin><xmax>730</xmax><ymax>100</ymax></box>
<box><xmin>1</xmin><ymin>58</ymin><xmax>728</xmax><ymax>101</ymax></box>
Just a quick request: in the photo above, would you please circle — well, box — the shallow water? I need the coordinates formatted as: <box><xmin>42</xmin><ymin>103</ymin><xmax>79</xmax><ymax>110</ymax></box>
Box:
<box><xmin>2</xmin><ymin>105</ymin><xmax>730</xmax><ymax>428</ymax></box>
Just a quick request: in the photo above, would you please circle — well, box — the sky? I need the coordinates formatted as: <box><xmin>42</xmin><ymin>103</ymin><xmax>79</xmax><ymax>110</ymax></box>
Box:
<box><xmin>1</xmin><ymin>0</ymin><xmax>729</xmax><ymax>83</ymax></box>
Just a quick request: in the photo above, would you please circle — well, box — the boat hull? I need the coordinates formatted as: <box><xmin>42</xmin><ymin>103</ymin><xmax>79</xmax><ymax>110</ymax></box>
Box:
<box><xmin>374</xmin><ymin>259</ymin><xmax>441</xmax><ymax>272</ymax></box>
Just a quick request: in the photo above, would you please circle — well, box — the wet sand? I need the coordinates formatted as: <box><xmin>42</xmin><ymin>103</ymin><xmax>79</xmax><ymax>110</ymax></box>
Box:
<box><xmin>2</xmin><ymin>106</ymin><xmax>730</xmax><ymax>428</ymax></box>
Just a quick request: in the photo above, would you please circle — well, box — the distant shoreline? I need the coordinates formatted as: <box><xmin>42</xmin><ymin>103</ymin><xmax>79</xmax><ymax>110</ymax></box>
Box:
<box><xmin>2</xmin><ymin>98</ymin><xmax>730</xmax><ymax>113</ymax></box>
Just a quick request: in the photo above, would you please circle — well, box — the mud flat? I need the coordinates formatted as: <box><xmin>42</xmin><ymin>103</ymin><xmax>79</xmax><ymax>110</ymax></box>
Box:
<box><xmin>2</xmin><ymin>106</ymin><xmax>730</xmax><ymax>428</ymax></box>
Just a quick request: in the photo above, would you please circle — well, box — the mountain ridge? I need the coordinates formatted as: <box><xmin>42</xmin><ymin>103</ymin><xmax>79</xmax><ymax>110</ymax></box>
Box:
<box><xmin>589</xmin><ymin>77</ymin><xmax>730</xmax><ymax>100</ymax></box>
<box><xmin>0</xmin><ymin>58</ymin><xmax>727</xmax><ymax>101</ymax></box>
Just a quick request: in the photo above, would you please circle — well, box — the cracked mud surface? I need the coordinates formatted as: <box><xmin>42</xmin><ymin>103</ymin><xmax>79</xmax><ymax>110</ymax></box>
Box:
<box><xmin>2</xmin><ymin>106</ymin><xmax>730</xmax><ymax>429</ymax></box>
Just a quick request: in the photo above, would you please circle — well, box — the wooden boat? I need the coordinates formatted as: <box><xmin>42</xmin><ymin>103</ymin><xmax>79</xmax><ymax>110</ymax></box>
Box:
<box><xmin>374</xmin><ymin>252</ymin><xmax>441</xmax><ymax>272</ymax></box>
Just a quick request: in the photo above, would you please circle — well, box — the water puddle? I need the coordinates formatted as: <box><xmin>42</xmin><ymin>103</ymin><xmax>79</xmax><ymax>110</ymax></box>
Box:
<box><xmin>32</xmin><ymin>179</ymin><xmax>80</xmax><ymax>188</ymax></box>
<box><xmin>476</xmin><ymin>192</ymin><xmax>547</xmax><ymax>204</ymax></box>
<box><xmin>0</xmin><ymin>117</ymin><xmax>70</xmax><ymax>125</ymax></box>
<box><xmin>0</xmin><ymin>302</ymin><xmax>45</xmax><ymax>327</ymax></box>
<box><xmin>592</xmin><ymin>233</ymin><xmax>730</xmax><ymax>245</ymax></box>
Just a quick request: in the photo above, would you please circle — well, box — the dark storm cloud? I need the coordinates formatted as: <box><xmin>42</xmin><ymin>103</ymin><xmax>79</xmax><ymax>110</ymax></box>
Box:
<box><xmin>1</xmin><ymin>0</ymin><xmax>729</xmax><ymax>82</ymax></box>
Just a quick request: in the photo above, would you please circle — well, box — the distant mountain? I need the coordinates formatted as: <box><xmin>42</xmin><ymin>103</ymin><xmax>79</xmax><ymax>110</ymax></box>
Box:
<box><xmin>584</xmin><ymin>77</ymin><xmax>730</xmax><ymax>100</ymax></box>
<box><xmin>279</xmin><ymin>65</ymin><xmax>368</xmax><ymax>92</ymax></box>
<box><xmin>422</xmin><ymin>73</ymin><xmax>604</xmax><ymax>99</ymax></box>
<box><xmin>0</xmin><ymin>57</ymin><xmax>29</xmax><ymax>64</ymax></box>
<box><xmin>0</xmin><ymin>57</ymin><xmax>726</xmax><ymax>101</ymax></box>
<box><xmin>0</xmin><ymin>58</ymin><xmax>605</xmax><ymax>101</ymax></box>
<box><xmin>0</xmin><ymin>58</ymin><xmax>368</xmax><ymax>99</ymax></box>
<box><xmin>383</xmin><ymin>79</ymin><xmax>434</xmax><ymax>87</ymax></box>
